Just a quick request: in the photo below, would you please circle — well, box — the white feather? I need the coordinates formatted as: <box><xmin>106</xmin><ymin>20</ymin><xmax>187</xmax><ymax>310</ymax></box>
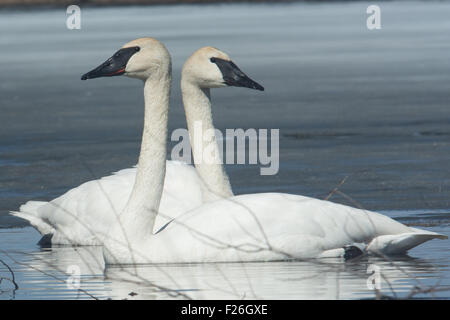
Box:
<box><xmin>11</xmin><ymin>160</ymin><xmax>204</xmax><ymax>245</ymax></box>
<box><xmin>103</xmin><ymin>192</ymin><xmax>447</xmax><ymax>264</ymax></box>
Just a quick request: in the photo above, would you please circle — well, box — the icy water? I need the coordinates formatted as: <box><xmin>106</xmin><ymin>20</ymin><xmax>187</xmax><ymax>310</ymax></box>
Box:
<box><xmin>1</xmin><ymin>1</ymin><xmax>449</xmax><ymax>299</ymax></box>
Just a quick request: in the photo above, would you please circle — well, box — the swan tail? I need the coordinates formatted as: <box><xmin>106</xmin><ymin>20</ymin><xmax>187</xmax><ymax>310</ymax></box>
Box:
<box><xmin>367</xmin><ymin>230</ymin><xmax>447</xmax><ymax>255</ymax></box>
<box><xmin>10</xmin><ymin>201</ymin><xmax>54</xmax><ymax>235</ymax></box>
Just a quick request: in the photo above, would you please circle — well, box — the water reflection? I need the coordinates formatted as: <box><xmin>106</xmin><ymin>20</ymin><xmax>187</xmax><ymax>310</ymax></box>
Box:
<box><xmin>102</xmin><ymin>255</ymin><xmax>447</xmax><ymax>299</ymax></box>
<box><xmin>1</xmin><ymin>227</ymin><xmax>447</xmax><ymax>300</ymax></box>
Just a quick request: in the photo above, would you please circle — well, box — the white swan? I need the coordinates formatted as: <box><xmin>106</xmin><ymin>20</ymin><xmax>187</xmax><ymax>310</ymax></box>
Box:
<box><xmin>97</xmin><ymin>39</ymin><xmax>446</xmax><ymax>265</ymax></box>
<box><xmin>10</xmin><ymin>38</ymin><xmax>262</xmax><ymax>246</ymax></box>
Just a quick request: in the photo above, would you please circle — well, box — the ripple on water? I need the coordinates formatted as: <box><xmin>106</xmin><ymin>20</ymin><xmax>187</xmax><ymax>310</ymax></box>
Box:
<box><xmin>380</xmin><ymin>209</ymin><xmax>450</xmax><ymax>227</ymax></box>
<box><xmin>0</xmin><ymin>160</ymin><xmax>27</xmax><ymax>167</ymax></box>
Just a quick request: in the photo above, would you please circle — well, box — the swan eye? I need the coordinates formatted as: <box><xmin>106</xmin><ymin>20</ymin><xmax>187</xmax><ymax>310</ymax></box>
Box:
<box><xmin>210</xmin><ymin>57</ymin><xmax>216</xmax><ymax>63</ymax></box>
<box><xmin>135</xmin><ymin>47</ymin><xmax>140</xmax><ymax>52</ymax></box>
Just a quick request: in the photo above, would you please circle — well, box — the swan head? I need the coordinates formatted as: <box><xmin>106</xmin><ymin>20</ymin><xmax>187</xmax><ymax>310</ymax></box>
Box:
<box><xmin>81</xmin><ymin>37</ymin><xmax>171</xmax><ymax>81</ymax></box>
<box><xmin>182</xmin><ymin>46</ymin><xmax>264</xmax><ymax>91</ymax></box>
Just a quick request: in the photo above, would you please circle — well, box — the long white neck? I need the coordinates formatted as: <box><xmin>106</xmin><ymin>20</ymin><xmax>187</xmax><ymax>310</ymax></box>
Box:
<box><xmin>181</xmin><ymin>80</ymin><xmax>233</xmax><ymax>201</ymax></box>
<box><xmin>119</xmin><ymin>72</ymin><xmax>171</xmax><ymax>239</ymax></box>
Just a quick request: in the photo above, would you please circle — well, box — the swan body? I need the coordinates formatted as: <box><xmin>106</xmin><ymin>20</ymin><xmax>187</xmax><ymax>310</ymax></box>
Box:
<box><xmin>104</xmin><ymin>193</ymin><xmax>447</xmax><ymax>264</ymax></box>
<box><xmin>12</xmin><ymin>161</ymin><xmax>203</xmax><ymax>245</ymax></box>
<box><xmin>97</xmin><ymin>40</ymin><xmax>445</xmax><ymax>265</ymax></box>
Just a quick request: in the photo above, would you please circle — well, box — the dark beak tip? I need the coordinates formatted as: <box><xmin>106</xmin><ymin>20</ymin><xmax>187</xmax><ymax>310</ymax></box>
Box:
<box><xmin>81</xmin><ymin>72</ymin><xmax>92</xmax><ymax>80</ymax></box>
<box><xmin>251</xmin><ymin>82</ymin><xmax>264</xmax><ymax>91</ymax></box>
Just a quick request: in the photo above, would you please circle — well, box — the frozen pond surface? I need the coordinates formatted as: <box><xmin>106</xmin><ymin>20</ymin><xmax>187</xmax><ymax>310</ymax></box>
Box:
<box><xmin>0</xmin><ymin>1</ymin><xmax>449</xmax><ymax>299</ymax></box>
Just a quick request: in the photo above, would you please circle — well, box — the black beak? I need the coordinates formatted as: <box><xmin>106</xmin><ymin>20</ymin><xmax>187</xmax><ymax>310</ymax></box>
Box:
<box><xmin>210</xmin><ymin>57</ymin><xmax>264</xmax><ymax>91</ymax></box>
<box><xmin>81</xmin><ymin>46</ymin><xmax>140</xmax><ymax>80</ymax></box>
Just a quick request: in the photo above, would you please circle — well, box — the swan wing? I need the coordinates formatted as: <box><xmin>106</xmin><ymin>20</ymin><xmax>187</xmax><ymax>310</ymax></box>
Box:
<box><xmin>119</xmin><ymin>193</ymin><xmax>446</xmax><ymax>263</ymax></box>
<box><xmin>11</xmin><ymin>161</ymin><xmax>204</xmax><ymax>245</ymax></box>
